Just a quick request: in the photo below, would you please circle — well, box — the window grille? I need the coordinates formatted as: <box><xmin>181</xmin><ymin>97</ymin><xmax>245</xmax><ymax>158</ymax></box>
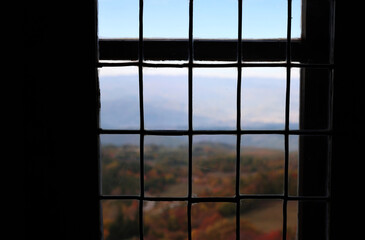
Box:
<box><xmin>96</xmin><ymin>0</ymin><xmax>334</xmax><ymax>239</ymax></box>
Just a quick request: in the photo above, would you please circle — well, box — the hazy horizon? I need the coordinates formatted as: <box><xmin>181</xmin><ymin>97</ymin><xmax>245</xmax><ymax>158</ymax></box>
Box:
<box><xmin>99</xmin><ymin>67</ymin><xmax>300</xmax><ymax>131</ymax></box>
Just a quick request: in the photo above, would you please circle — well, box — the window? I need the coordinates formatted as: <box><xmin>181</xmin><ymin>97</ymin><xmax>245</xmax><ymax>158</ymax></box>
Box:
<box><xmin>96</xmin><ymin>1</ymin><xmax>334</xmax><ymax>240</ymax></box>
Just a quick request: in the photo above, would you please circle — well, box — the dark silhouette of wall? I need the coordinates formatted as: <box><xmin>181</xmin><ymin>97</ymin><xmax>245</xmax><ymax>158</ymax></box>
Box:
<box><xmin>22</xmin><ymin>2</ymin><xmax>98</xmax><ymax>240</ymax></box>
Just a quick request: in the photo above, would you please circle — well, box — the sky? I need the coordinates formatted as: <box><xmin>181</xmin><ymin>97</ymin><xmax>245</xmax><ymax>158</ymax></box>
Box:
<box><xmin>97</xmin><ymin>0</ymin><xmax>302</xmax><ymax>130</ymax></box>
<box><xmin>98</xmin><ymin>0</ymin><xmax>301</xmax><ymax>39</ymax></box>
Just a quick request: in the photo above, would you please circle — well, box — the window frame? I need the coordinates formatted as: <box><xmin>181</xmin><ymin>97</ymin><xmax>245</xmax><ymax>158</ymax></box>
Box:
<box><xmin>96</xmin><ymin>1</ymin><xmax>335</xmax><ymax>240</ymax></box>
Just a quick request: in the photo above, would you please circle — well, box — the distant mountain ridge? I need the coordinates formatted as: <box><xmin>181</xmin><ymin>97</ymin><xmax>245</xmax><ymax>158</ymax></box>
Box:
<box><xmin>101</xmin><ymin>131</ymin><xmax>299</xmax><ymax>151</ymax></box>
<box><xmin>99</xmin><ymin>74</ymin><xmax>299</xmax><ymax>150</ymax></box>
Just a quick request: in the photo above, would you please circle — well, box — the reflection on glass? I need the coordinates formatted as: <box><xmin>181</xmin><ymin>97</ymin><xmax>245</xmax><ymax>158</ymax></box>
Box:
<box><xmin>144</xmin><ymin>136</ymin><xmax>188</xmax><ymax>197</ymax></box>
<box><xmin>101</xmin><ymin>134</ymin><xmax>140</xmax><ymax>195</ymax></box>
<box><xmin>240</xmin><ymin>134</ymin><xmax>285</xmax><ymax>195</ymax></box>
<box><xmin>193</xmin><ymin>68</ymin><xmax>237</xmax><ymax>130</ymax></box>
<box><xmin>98</xmin><ymin>0</ymin><xmax>139</xmax><ymax>39</ymax></box>
<box><xmin>242</xmin><ymin>0</ymin><xmax>287</xmax><ymax>39</ymax></box>
<box><xmin>144</xmin><ymin>201</ymin><xmax>188</xmax><ymax>240</ymax></box>
<box><xmin>240</xmin><ymin>200</ymin><xmax>283</xmax><ymax>240</ymax></box>
<box><xmin>192</xmin><ymin>202</ymin><xmax>236</xmax><ymax>240</ymax></box>
<box><xmin>241</xmin><ymin>67</ymin><xmax>286</xmax><ymax>130</ymax></box>
<box><xmin>99</xmin><ymin>67</ymin><xmax>140</xmax><ymax>130</ymax></box>
<box><xmin>102</xmin><ymin>200</ymin><xmax>140</xmax><ymax>240</ymax></box>
<box><xmin>144</xmin><ymin>0</ymin><xmax>188</xmax><ymax>39</ymax></box>
<box><xmin>144</xmin><ymin>68</ymin><xmax>188</xmax><ymax>130</ymax></box>
<box><xmin>193</xmin><ymin>135</ymin><xmax>236</xmax><ymax>197</ymax></box>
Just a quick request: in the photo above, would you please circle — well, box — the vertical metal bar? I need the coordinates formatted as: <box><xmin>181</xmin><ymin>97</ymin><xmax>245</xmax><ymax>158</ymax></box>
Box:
<box><xmin>138</xmin><ymin>0</ymin><xmax>145</xmax><ymax>132</ymax></box>
<box><xmin>138</xmin><ymin>1</ymin><xmax>144</xmax><ymax>240</ymax></box>
<box><xmin>236</xmin><ymin>1</ymin><xmax>243</xmax><ymax>240</ymax></box>
<box><xmin>188</xmin><ymin>1</ymin><xmax>194</xmax><ymax>240</ymax></box>
<box><xmin>235</xmin><ymin>133</ymin><xmax>241</xmax><ymax>240</ymax></box>
<box><xmin>287</xmin><ymin>0</ymin><xmax>292</xmax><ymax>64</ymax></box>
<box><xmin>283</xmin><ymin>1</ymin><xmax>292</xmax><ymax>240</ymax></box>
<box><xmin>283</xmin><ymin>134</ymin><xmax>289</xmax><ymax>240</ymax></box>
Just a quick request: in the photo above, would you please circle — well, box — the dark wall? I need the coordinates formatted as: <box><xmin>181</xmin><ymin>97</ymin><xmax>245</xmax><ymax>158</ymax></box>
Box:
<box><xmin>21</xmin><ymin>1</ymin><xmax>363</xmax><ymax>240</ymax></box>
<box><xmin>331</xmin><ymin>1</ymin><xmax>364</xmax><ymax>239</ymax></box>
<box><xmin>22</xmin><ymin>2</ymin><xmax>99</xmax><ymax>240</ymax></box>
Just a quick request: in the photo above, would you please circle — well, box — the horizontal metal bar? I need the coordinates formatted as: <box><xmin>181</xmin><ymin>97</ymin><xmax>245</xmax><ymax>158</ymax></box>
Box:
<box><xmin>99</xmin><ymin>195</ymin><xmax>330</xmax><ymax>201</ymax></box>
<box><xmin>99</xmin><ymin>39</ymin><xmax>304</xmax><ymax>62</ymax></box>
<box><xmin>98</xmin><ymin>129</ymin><xmax>333</xmax><ymax>135</ymax></box>
<box><xmin>97</xmin><ymin>60</ymin><xmax>334</xmax><ymax>69</ymax></box>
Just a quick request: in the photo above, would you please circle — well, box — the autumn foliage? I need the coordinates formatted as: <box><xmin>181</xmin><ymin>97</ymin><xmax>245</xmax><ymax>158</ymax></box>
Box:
<box><xmin>101</xmin><ymin>142</ymin><xmax>299</xmax><ymax>240</ymax></box>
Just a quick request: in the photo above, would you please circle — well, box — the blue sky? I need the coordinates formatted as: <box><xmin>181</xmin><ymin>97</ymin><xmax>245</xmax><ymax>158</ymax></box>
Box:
<box><xmin>98</xmin><ymin>0</ymin><xmax>301</xmax><ymax>39</ymax></box>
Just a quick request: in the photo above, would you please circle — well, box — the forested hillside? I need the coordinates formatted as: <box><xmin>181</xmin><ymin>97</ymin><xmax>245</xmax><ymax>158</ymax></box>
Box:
<box><xmin>101</xmin><ymin>142</ymin><xmax>299</xmax><ymax>240</ymax></box>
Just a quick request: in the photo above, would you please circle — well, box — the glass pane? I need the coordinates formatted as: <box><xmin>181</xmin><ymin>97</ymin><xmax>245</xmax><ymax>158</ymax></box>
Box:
<box><xmin>100</xmin><ymin>134</ymin><xmax>140</xmax><ymax>195</ymax></box>
<box><xmin>193</xmin><ymin>68</ymin><xmax>237</xmax><ymax>130</ymax></box>
<box><xmin>242</xmin><ymin>0</ymin><xmax>287</xmax><ymax>39</ymax></box>
<box><xmin>288</xmin><ymin>135</ymin><xmax>299</xmax><ymax>196</ymax></box>
<box><xmin>144</xmin><ymin>136</ymin><xmax>188</xmax><ymax>197</ymax></box>
<box><xmin>241</xmin><ymin>67</ymin><xmax>286</xmax><ymax>130</ymax></box>
<box><xmin>98</xmin><ymin>0</ymin><xmax>139</xmax><ymax>39</ymax></box>
<box><xmin>144</xmin><ymin>0</ymin><xmax>188</xmax><ymax>39</ymax></box>
<box><xmin>194</xmin><ymin>0</ymin><xmax>238</xmax><ymax>61</ymax></box>
<box><xmin>291</xmin><ymin>0</ymin><xmax>302</xmax><ymax>39</ymax></box>
<box><xmin>144</xmin><ymin>201</ymin><xmax>188</xmax><ymax>240</ymax></box>
<box><xmin>240</xmin><ymin>200</ymin><xmax>283</xmax><ymax>239</ymax></box>
<box><xmin>99</xmin><ymin>67</ymin><xmax>140</xmax><ymax>130</ymax></box>
<box><xmin>289</xmin><ymin>68</ymin><xmax>300</xmax><ymax>130</ymax></box>
<box><xmin>294</xmin><ymin>68</ymin><xmax>332</xmax><ymax>130</ymax></box>
<box><xmin>240</xmin><ymin>134</ymin><xmax>285</xmax><ymax>195</ymax></box>
<box><xmin>194</xmin><ymin>0</ymin><xmax>238</xmax><ymax>39</ymax></box>
<box><xmin>144</xmin><ymin>68</ymin><xmax>188</xmax><ymax>130</ymax></box>
<box><xmin>287</xmin><ymin>201</ymin><xmax>299</xmax><ymax>240</ymax></box>
<box><xmin>192</xmin><ymin>202</ymin><xmax>236</xmax><ymax>240</ymax></box>
<box><xmin>102</xmin><ymin>200</ymin><xmax>140</xmax><ymax>240</ymax></box>
<box><xmin>289</xmin><ymin>135</ymin><xmax>329</xmax><ymax>197</ymax></box>
<box><xmin>193</xmin><ymin>135</ymin><xmax>236</xmax><ymax>197</ymax></box>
